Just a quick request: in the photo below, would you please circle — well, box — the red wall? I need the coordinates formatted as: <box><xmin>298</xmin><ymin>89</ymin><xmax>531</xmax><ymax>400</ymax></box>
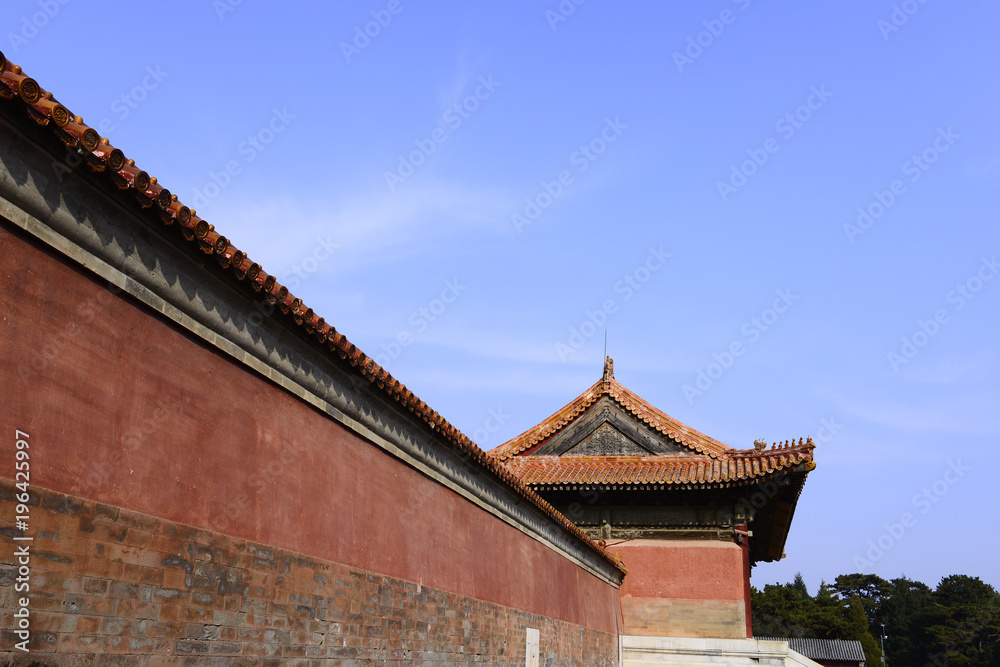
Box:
<box><xmin>614</xmin><ymin>540</ymin><xmax>746</xmax><ymax>602</ymax></box>
<box><xmin>0</xmin><ymin>220</ymin><xmax>620</xmax><ymax>636</ymax></box>
<box><xmin>612</xmin><ymin>539</ymin><xmax>748</xmax><ymax>638</ymax></box>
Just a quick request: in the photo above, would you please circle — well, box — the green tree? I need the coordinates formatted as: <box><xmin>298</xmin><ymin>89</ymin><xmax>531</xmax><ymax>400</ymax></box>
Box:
<box><xmin>833</xmin><ymin>573</ymin><xmax>892</xmax><ymax>627</ymax></box>
<box><xmin>882</xmin><ymin>576</ymin><xmax>934</xmax><ymax>666</ymax></box>
<box><xmin>752</xmin><ymin>573</ymin><xmax>999</xmax><ymax>665</ymax></box>
<box><xmin>752</xmin><ymin>583</ymin><xmax>811</xmax><ymax>638</ymax></box>
<box><xmin>807</xmin><ymin>582</ymin><xmax>848</xmax><ymax>640</ymax></box>
<box><xmin>793</xmin><ymin>572</ymin><xmax>811</xmax><ymax>599</ymax></box>
<box><xmin>922</xmin><ymin>576</ymin><xmax>1000</xmax><ymax>666</ymax></box>
<box><xmin>844</xmin><ymin>594</ymin><xmax>883</xmax><ymax>665</ymax></box>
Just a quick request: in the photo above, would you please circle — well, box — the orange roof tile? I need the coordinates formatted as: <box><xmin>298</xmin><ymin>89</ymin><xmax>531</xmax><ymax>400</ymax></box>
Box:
<box><xmin>0</xmin><ymin>52</ymin><xmax>626</xmax><ymax>576</ymax></box>
<box><xmin>492</xmin><ymin>357</ymin><xmax>816</xmax><ymax>491</ymax></box>
<box><xmin>505</xmin><ymin>449</ymin><xmax>815</xmax><ymax>489</ymax></box>
<box><xmin>492</xmin><ymin>358</ymin><xmax>789</xmax><ymax>462</ymax></box>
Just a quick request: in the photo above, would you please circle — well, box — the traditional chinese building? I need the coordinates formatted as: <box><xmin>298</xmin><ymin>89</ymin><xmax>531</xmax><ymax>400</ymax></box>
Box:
<box><xmin>0</xmin><ymin>50</ymin><xmax>820</xmax><ymax>665</ymax></box>
<box><xmin>493</xmin><ymin>358</ymin><xmax>816</xmax><ymax>640</ymax></box>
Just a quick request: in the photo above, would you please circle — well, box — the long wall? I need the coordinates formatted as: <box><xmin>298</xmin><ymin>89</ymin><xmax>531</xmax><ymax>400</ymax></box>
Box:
<box><xmin>0</xmin><ymin>478</ymin><xmax>614</xmax><ymax>663</ymax></box>
<box><xmin>0</xmin><ymin>105</ymin><xmax>622</xmax><ymax>664</ymax></box>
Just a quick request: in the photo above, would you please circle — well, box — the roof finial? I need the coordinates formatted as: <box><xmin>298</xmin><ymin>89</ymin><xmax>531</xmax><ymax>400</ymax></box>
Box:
<box><xmin>603</xmin><ymin>356</ymin><xmax>614</xmax><ymax>382</ymax></box>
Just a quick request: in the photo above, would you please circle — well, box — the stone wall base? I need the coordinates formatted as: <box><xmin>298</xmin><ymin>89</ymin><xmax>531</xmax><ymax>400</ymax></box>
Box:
<box><xmin>0</xmin><ymin>479</ymin><xmax>618</xmax><ymax>665</ymax></box>
<box><xmin>621</xmin><ymin>635</ymin><xmax>822</xmax><ymax>667</ymax></box>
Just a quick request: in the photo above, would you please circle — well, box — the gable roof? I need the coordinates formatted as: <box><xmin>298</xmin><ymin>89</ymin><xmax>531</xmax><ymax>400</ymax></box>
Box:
<box><xmin>491</xmin><ymin>357</ymin><xmax>816</xmax><ymax>481</ymax></box>
<box><xmin>0</xmin><ymin>52</ymin><xmax>625</xmax><ymax>576</ymax></box>
<box><xmin>491</xmin><ymin>357</ymin><xmax>737</xmax><ymax>461</ymax></box>
<box><xmin>491</xmin><ymin>358</ymin><xmax>816</xmax><ymax>563</ymax></box>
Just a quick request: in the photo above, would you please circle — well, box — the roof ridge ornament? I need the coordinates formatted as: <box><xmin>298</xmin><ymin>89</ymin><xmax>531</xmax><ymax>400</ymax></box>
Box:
<box><xmin>603</xmin><ymin>356</ymin><xmax>614</xmax><ymax>383</ymax></box>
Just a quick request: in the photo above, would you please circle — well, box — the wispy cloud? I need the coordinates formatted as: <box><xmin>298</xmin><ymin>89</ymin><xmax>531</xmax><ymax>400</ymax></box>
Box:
<box><xmin>399</xmin><ymin>357</ymin><xmax>599</xmax><ymax>398</ymax></box>
<box><xmin>896</xmin><ymin>349</ymin><xmax>996</xmax><ymax>385</ymax></box>
<box><xmin>211</xmin><ymin>180</ymin><xmax>516</xmax><ymax>273</ymax></box>
<box><xmin>826</xmin><ymin>389</ymin><xmax>1000</xmax><ymax>437</ymax></box>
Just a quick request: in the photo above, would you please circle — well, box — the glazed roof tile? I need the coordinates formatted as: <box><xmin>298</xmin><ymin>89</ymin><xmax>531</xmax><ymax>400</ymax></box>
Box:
<box><xmin>491</xmin><ymin>376</ymin><xmax>732</xmax><ymax>461</ymax></box>
<box><xmin>505</xmin><ymin>449</ymin><xmax>815</xmax><ymax>489</ymax></box>
<box><xmin>491</xmin><ymin>358</ymin><xmax>816</xmax><ymax>481</ymax></box>
<box><xmin>0</xmin><ymin>52</ymin><xmax>625</xmax><ymax>576</ymax></box>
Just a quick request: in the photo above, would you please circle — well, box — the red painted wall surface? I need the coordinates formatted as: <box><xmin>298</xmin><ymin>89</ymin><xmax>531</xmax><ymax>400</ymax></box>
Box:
<box><xmin>0</xmin><ymin>221</ymin><xmax>620</xmax><ymax>636</ymax></box>
<box><xmin>613</xmin><ymin>539</ymin><xmax>746</xmax><ymax>602</ymax></box>
<box><xmin>613</xmin><ymin>539</ymin><xmax>748</xmax><ymax>638</ymax></box>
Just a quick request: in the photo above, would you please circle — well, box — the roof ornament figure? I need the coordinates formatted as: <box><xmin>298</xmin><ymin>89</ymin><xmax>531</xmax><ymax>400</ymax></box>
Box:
<box><xmin>603</xmin><ymin>356</ymin><xmax>614</xmax><ymax>383</ymax></box>
<box><xmin>753</xmin><ymin>438</ymin><xmax>767</xmax><ymax>452</ymax></box>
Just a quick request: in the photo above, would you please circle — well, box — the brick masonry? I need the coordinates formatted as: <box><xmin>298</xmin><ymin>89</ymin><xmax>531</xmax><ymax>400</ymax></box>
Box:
<box><xmin>621</xmin><ymin>597</ymin><xmax>746</xmax><ymax>640</ymax></box>
<box><xmin>0</xmin><ymin>478</ymin><xmax>618</xmax><ymax>665</ymax></box>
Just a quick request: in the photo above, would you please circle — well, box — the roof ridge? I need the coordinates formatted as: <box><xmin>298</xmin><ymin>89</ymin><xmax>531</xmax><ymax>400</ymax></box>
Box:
<box><xmin>731</xmin><ymin>437</ymin><xmax>816</xmax><ymax>456</ymax></box>
<box><xmin>605</xmin><ymin>378</ymin><xmax>731</xmax><ymax>459</ymax></box>
<box><xmin>0</xmin><ymin>52</ymin><xmax>625</xmax><ymax>576</ymax></box>
<box><xmin>491</xmin><ymin>361</ymin><xmax>737</xmax><ymax>461</ymax></box>
<box><xmin>489</xmin><ymin>376</ymin><xmax>607</xmax><ymax>460</ymax></box>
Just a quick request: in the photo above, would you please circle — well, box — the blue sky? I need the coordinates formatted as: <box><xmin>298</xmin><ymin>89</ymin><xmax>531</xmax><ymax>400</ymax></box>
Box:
<box><xmin>8</xmin><ymin>1</ymin><xmax>998</xmax><ymax>594</ymax></box>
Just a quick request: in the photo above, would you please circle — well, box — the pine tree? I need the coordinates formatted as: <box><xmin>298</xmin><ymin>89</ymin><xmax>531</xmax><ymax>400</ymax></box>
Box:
<box><xmin>751</xmin><ymin>584</ymin><xmax>810</xmax><ymax>637</ymax></box>
<box><xmin>844</xmin><ymin>595</ymin><xmax>883</xmax><ymax>666</ymax></box>
<box><xmin>793</xmin><ymin>572</ymin><xmax>810</xmax><ymax>599</ymax></box>
<box><xmin>834</xmin><ymin>573</ymin><xmax>891</xmax><ymax>627</ymax></box>
<box><xmin>808</xmin><ymin>582</ymin><xmax>848</xmax><ymax>639</ymax></box>
<box><xmin>883</xmin><ymin>576</ymin><xmax>933</xmax><ymax>666</ymax></box>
